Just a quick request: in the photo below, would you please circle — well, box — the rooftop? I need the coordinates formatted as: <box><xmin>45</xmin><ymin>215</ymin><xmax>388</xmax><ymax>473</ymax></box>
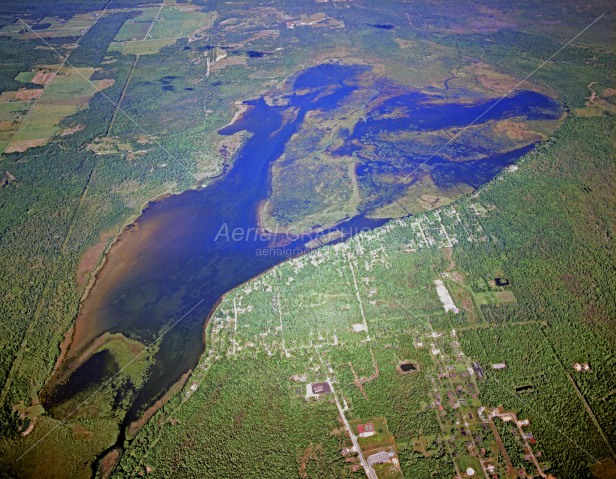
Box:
<box><xmin>367</xmin><ymin>450</ymin><xmax>394</xmax><ymax>465</ymax></box>
<box><xmin>311</xmin><ymin>381</ymin><xmax>332</xmax><ymax>395</ymax></box>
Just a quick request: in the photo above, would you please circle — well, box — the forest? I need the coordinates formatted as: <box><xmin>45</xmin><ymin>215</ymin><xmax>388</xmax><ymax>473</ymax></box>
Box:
<box><xmin>0</xmin><ymin>0</ymin><xmax>614</xmax><ymax>477</ymax></box>
<box><xmin>113</xmin><ymin>115</ymin><xmax>615</xmax><ymax>479</ymax></box>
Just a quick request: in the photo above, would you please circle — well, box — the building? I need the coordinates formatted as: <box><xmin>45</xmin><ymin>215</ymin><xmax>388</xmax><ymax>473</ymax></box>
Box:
<box><xmin>573</xmin><ymin>362</ymin><xmax>591</xmax><ymax>372</ymax></box>
<box><xmin>367</xmin><ymin>450</ymin><xmax>394</xmax><ymax>466</ymax></box>
<box><xmin>311</xmin><ymin>382</ymin><xmax>332</xmax><ymax>395</ymax></box>
<box><xmin>472</xmin><ymin>362</ymin><xmax>485</xmax><ymax>380</ymax></box>
<box><xmin>357</xmin><ymin>423</ymin><xmax>375</xmax><ymax>438</ymax></box>
<box><xmin>492</xmin><ymin>362</ymin><xmax>507</xmax><ymax>370</ymax></box>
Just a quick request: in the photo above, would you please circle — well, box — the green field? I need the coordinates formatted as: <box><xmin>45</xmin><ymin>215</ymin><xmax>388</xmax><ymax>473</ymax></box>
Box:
<box><xmin>475</xmin><ymin>290</ymin><xmax>517</xmax><ymax>306</ymax></box>
<box><xmin>108</xmin><ymin>5</ymin><xmax>214</xmax><ymax>55</ymax></box>
<box><xmin>9</xmin><ymin>67</ymin><xmax>113</xmax><ymax>149</ymax></box>
<box><xmin>112</xmin><ymin>7</ymin><xmax>160</xmax><ymax>42</ymax></box>
<box><xmin>148</xmin><ymin>6</ymin><xmax>214</xmax><ymax>39</ymax></box>
<box><xmin>107</xmin><ymin>38</ymin><xmax>178</xmax><ymax>56</ymax></box>
<box><xmin>112</xmin><ymin>5</ymin><xmax>213</xmax><ymax>43</ymax></box>
<box><xmin>14</xmin><ymin>71</ymin><xmax>35</xmax><ymax>83</ymax></box>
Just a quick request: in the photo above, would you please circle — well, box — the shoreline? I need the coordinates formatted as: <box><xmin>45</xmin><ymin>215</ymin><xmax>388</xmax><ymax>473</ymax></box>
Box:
<box><xmin>43</xmin><ymin>332</ymin><xmax>145</xmax><ymax>401</ymax></box>
<box><xmin>51</xmin><ymin>188</ymin><xmax>182</xmax><ymax>378</ymax></box>
<box><xmin>52</xmin><ymin>153</ymin><xmax>236</xmax><ymax>379</ymax></box>
<box><xmin>44</xmin><ymin>96</ymin><xmax>259</xmax><ymax>438</ymax></box>
<box><xmin>44</xmin><ymin>67</ymin><xmax>568</xmax><ymax>469</ymax></box>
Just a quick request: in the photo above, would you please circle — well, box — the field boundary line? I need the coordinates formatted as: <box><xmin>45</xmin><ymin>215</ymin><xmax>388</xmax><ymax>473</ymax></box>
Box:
<box><xmin>0</xmin><ymin>0</ymin><xmax>116</xmax><ymax>403</ymax></box>
<box><xmin>15</xmin><ymin>17</ymin><xmax>201</xmax><ymax>181</ymax></box>
<box><xmin>143</xmin><ymin>2</ymin><xmax>166</xmax><ymax>40</ymax></box>
<box><xmin>107</xmin><ymin>54</ymin><xmax>139</xmax><ymax>136</ymax></box>
<box><xmin>0</xmin><ymin>4</ymin><xmax>112</xmax><ymax>157</ymax></box>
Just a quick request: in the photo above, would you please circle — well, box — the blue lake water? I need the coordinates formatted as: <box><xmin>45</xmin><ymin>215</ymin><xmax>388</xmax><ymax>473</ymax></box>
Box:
<box><xmin>46</xmin><ymin>63</ymin><xmax>563</xmax><ymax>424</ymax></box>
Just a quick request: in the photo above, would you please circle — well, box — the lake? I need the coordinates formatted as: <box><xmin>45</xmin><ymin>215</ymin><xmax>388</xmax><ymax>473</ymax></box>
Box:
<box><xmin>44</xmin><ymin>63</ymin><xmax>563</xmax><ymax>425</ymax></box>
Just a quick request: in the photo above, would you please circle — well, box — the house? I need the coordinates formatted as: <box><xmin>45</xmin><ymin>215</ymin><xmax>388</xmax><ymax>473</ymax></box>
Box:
<box><xmin>573</xmin><ymin>362</ymin><xmax>591</xmax><ymax>372</ymax></box>
<box><xmin>311</xmin><ymin>382</ymin><xmax>332</xmax><ymax>395</ymax></box>
<box><xmin>357</xmin><ymin>423</ymin><xmax>375</xmax><ymax>438</ymax></box>
<box><xmin>472</xmin><ymin>362</ymin><xmax>485</xmax><ymax>380</ymax></box>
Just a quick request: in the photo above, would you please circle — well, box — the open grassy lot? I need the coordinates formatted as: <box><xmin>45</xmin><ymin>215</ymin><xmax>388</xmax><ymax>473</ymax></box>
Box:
<box><xmin>475</xmin><ymin>290</ymin><xmax>517</xmax><ymax>306</ymax></box>
<box><xmin>107</xmin><ymin>38</ymin><xmax>177</xmax><ymax>56</ymax></box>
<box><xmin>6</xmin><ymin>67</ymin><xmax>113</xmax><ymax>152</ymax></box>
<box><xmin>108</xmin><ymin>5</ymin><xmax>215</xmax><ymax>54</ymax></box>
<box><xmin>0</xmin><ymin>101</ymin><xmax>30</xmax><ymax>152</ymax></box>
<box><xmin>0</xmin><ymin>12</ymin><xmax>100</xmax><ymax>39</ymax></box>
<box><xmin>112</xmin><ymin>7</ymin><xmax>160</xmax><ymax>42</ymax></box>
<box><xmin>148</xmin><ymin>5</ymin><xmax>214</xmax><ymax>39</ymax></box>
<box><xmin>14</xmin><ymin>71</ymin><xmax>35</xmax><ymax>83</ymax></box>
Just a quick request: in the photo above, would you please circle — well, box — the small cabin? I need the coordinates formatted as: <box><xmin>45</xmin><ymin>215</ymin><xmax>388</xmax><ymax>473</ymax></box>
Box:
<box><xmin>573</xmin><ymin>362</ymin><xmax>591</xmax><ymax>372</ymax></box>
<box><xmin>311</xmin><ymin>382</ymin><xmax>332</xmax><ymax>395</ymax></box>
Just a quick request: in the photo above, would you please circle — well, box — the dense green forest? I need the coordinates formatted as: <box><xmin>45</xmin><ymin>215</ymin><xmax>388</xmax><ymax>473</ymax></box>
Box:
<box><xmin>113</xmin><ymin>114</ymin><xmax>615</xmax><ymax>478</ymax></box>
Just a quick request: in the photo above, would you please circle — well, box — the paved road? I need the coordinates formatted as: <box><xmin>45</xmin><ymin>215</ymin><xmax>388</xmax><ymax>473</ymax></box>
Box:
<box><xmin>313</xmin><ymin>345</ymin><xmax>379</xmax><ymax>479</ymax></box>
<box><xmin>312</xmin><ymin>345</ymin><xmax>378</xmax><ymax>479</ymax></box>
<box><xmin>491</xmin><ymin>412</ymin><xmax>547</xmax><ymax>478</ymax></box>
<box><xmin>330</xmin><ymin>380</ymin><xmax>378</xmax><ymax>479</ymax></box>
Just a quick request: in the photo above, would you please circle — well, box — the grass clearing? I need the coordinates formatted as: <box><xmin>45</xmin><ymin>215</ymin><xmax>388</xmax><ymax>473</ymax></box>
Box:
<box><xmin>113</xmin><ymin>21</ymin><xmax>151</xmax><ymax>42</ymax></box>
<box><xmin>6</xmin><ymin>67</ymin><xmax>113</xmax><ymax>152</ymax></box>
<box><xmin>108</xmin><ymin>38</ymin><xmax>177</xmax><ymax>56</ymax></box>
<box><xmin>14</xmin><ymin>71</ymin><xmax>36</xmax><ymax>83</ymax></box>
<box><xmin>475</xmin><ymin>290</ymin><xmax>517</xmax><ymax>306</ymax></box>
<box><xmin>111</xmin><ymin>4</ymin><xmax>214</xmax><ymax>44</ymax></box>
<box><xmin>112</xmin><ymin>7</ymin><xmax>164</xmax><ymax>42</ymax></box>
<box><xmin>148</xmin><ymin>5</ymin><xmax>215</xmax><ymax>39</ymax></box>
<box><xmin>0</xmin><ymin>102</ymin><xmax>31</xmax><ymax>135</ymax></box>
<box><xmin>35</xmin><ymin>14</ymin><xmax>96</xmax><ymax>30</ymax></box>
<box><xmin>1</xmin><ymin>13</ymin><xmax>100</xmax><ymax>40</ymax></box>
